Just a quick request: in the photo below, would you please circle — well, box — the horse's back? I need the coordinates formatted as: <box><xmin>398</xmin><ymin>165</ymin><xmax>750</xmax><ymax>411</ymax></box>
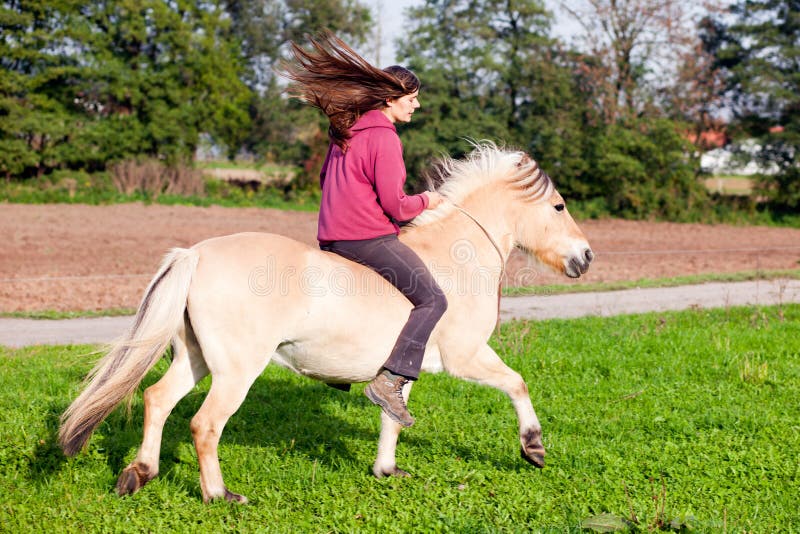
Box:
<box><xmin>189</xmin><ymin>231</ymin><xmax>409</xmax><ymax>309</ymax></box>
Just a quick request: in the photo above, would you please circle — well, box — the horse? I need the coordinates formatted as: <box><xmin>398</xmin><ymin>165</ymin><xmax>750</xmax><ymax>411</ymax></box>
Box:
<box><xmin>58</xmin><ymin>144</ymin><xmax>594</xmax><ymax>503</ymax></box>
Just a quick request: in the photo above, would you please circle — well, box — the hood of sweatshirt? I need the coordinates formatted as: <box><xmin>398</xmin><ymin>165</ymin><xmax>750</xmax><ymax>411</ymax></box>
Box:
<box><xmin>350</xmin><ymin>109</ymin><xmax>397</xmax><ymax>134</ymax></box>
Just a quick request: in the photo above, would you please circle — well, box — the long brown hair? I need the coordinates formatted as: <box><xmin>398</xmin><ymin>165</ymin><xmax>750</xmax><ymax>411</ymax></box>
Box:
<box><xmin>281</xmin><ymin>31</ymin><xmax>420</xmax><ymax>150</ymax></box>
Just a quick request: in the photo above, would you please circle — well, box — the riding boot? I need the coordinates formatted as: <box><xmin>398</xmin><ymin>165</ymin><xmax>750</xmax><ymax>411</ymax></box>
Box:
<box><xmin>364</xmin><ymin>369</ymin><xmax>415</xmax><ymax>427</ymax></box>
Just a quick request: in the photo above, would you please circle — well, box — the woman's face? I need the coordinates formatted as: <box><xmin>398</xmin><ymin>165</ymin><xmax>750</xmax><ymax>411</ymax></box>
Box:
<box><xmin>383</xmin><ymin>91</ymin><xmax>420</xmax><ymax>123</ymax></box>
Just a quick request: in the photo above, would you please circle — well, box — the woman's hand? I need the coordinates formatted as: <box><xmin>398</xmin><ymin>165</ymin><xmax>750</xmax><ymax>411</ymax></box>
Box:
<box><xmin>423</xmin><ymin>191</ymin><xmax>445</xmax><ymax>209</ymax></box>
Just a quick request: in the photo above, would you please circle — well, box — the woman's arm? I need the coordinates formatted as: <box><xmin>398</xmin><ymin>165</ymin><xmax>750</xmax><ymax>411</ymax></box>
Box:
<box><xmin>372</xmin><ymin>131</ymin><xmax>428</xmax><ymax>221</ymax></box>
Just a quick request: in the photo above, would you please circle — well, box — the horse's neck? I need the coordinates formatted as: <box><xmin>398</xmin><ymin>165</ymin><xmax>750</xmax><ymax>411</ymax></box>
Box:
<box><xmin>404</xmin><ymin>195</ymin><xmax>514</xmax><ymax>273</ymax></box>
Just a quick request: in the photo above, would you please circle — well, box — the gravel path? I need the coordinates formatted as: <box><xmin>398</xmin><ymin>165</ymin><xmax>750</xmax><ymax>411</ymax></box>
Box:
<box><xmin>2</xmin><ymin>279</ymin><xmax>798</xmax><ymax>348</ymax></box>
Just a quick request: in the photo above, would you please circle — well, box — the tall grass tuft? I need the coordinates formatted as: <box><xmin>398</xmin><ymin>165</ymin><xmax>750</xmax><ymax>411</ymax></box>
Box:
<box><xmin>739</xmin><ymin>354</ymin><xmax>769</xmax><ymax>384</ymax></box>
<box><xmin>109</xmin><ymin>159</ymin><xmax>205</xmax><ymax>199</ymax></box>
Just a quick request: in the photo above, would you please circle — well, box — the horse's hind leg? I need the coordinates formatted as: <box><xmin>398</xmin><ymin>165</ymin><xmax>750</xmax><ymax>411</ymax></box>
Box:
<box><xmin>373</xmin><ymin>381</ymin><xmax>414</xmax><ymax>478</ymax></box>
<box><xmin>117</xmin><ymin>318</ymin><xmax>209</xmax><ymax>496</ymax></box>
<box><xmin>189</xmin><ymin>342</ymin><xmax>274</xmax><ymax>504</ymax></box>
<box><xmin>444</xmin><ymin>344</ymin><xmax>546</xmax><ymax>468</ymax></box>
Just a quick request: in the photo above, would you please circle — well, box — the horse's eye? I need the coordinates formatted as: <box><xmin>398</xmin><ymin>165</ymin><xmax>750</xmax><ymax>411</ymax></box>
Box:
<box><xmin>554</xmin><ymin>203</ymin><xmax>565</xmax><ymax>212</ymax></box>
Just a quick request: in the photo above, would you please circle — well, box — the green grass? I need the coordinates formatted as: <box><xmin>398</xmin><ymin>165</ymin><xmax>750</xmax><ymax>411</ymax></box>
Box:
<box><xmin>503</xmin><ymin>269</ymin><xmax>800</xmax><ymax>296</ymax></box>
<box><xmin>0</xmin><ymin>170</ymin><xmax>320</xmax><ymax>212</ymax></box>
<box><xmin>0</xmin><ymin>308</ymin><xmax>137</xmax><ymax>320</ymax></box>
<box><xmin>1</xmin><ymin>305</ymin><xmax>799</xmax><ymax>531</ymax></box>
<box><xmin>196</xmin><ymin>160</ymin><xmax>298</xmax><ymax>174</ymax></box>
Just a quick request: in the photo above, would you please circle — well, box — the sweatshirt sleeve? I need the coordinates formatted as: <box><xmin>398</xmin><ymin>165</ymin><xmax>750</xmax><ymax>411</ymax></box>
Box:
<box><xmin>372</xmin><ymin>130</ymin><xmax>428</xmax><ymax>222</ymax></box>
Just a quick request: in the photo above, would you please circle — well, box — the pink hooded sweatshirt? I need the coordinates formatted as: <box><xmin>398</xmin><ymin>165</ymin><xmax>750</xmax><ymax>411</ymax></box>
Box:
<box><xmin>317</xmin><ymin>109</ymin><xmax>428</xmax><ymax>243</ymax></box>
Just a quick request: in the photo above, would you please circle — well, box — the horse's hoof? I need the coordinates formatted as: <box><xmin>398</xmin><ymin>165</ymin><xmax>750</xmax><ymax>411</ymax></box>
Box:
<box><xmin>521</xmin><ymin>448</ymin><xmax>546</xmax><ymax>468</ymax></box>
<box><xmin>389</xmin><ymin>467</ymin><xmax>411</xmax><ymax>478</ymax></box>
<box><xmin>224</xmin><ymin>489</ymin><xmax>249</xmax><ymax>504</ymax></box>
<box><xmin>520</xmin><ymin>428</ymin><xmax>546</xmax><ymax>468</ymax></box>
<box><xmin>116</xmin><ymin>469</ymin><xmax>140</xmax><ymax>496</ymax></box>
<box><xmin>373</xmin><ymin>466</ymin><xmax>411</xmax><ymax>479</ymax></box>
<box><xmin>116</xmin><ymin>463</ymin><xmax>154</xmax><ymax>496</ymax></box>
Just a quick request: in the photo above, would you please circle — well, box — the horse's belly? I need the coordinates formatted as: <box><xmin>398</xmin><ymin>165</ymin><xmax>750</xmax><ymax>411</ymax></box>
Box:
<box><xmin>272</xmin><ymin>334</ymin><xmax>444</xmax><ymax>383</ymax></box>
<box><xmin>272</xmin><ymin>336</ymin><xmax>386</xmax><ymax>383</ymax></box>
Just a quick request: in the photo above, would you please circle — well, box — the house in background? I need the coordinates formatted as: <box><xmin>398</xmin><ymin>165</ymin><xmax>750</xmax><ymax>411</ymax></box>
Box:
<box><xmin>692</xmin><ymin>126</ymin><xmax>782</xmax><ymax>196</ymax></box>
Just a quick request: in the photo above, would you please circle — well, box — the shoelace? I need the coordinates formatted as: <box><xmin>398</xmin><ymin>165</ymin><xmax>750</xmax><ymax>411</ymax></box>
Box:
<box><xmin>394</xmin><ymin>379</ymin><xmax>409</xmax><ymax>400</ymax></box>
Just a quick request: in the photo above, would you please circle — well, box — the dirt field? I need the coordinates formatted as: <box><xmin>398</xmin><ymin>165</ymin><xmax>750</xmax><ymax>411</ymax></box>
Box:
<box><xmin>2</xmin><ymin>203</ymin><xmax>799</xmax><ymax>312</ymax></box>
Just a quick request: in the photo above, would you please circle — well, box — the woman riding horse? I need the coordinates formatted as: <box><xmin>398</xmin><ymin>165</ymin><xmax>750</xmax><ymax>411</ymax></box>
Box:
<box><xmin>58</xmin><ymin>40</ymin><xmax>594</xmax><ymax>503</ymax></box>
<box><xmin>283</xmin><ymin>33</ymin><xmax>447</xmax><ymax>428</ymax></box>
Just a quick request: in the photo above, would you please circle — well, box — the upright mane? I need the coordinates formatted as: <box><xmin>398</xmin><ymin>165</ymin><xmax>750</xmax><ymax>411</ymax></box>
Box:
<box><xmin>409</xmin><ymin>143</ymin><xmax>554</xmax><ymax>227</ymax></box>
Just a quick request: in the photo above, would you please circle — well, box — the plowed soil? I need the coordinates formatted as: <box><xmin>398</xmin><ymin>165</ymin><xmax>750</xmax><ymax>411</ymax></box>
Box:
<box><xmin>2</xmin><ymin>203</ymin><xmax>799</xmax><ymax>312</ymax></box>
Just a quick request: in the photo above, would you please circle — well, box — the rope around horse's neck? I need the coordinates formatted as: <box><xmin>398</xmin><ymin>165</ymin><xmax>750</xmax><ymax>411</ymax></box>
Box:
<box><xmin>450</xmin><ymin>203</ymin><xmax>506</xmax><ymax>331</ymax></box>
<box><xmin>450</xmin><ymin>204</ymin><xmax>507</xmax><ymax>276</ymax></box>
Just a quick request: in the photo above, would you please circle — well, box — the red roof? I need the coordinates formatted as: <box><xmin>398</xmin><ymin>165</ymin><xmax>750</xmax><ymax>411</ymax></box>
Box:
<box><xmin>686</xmin><ymin>129</ymin><xmax>728</xmax><ymax>149</ymax></box>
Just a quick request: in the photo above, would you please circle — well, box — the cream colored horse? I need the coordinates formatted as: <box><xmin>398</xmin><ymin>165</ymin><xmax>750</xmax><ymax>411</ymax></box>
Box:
<box><xmin>59</xmin><ymin>145</ymin><xmax>593</xmax><ymax>503</ymax></box>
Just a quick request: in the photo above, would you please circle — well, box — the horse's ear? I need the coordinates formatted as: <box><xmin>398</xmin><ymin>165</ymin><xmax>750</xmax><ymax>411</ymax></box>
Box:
<box><xmin>517</xmin><ymin>154</ymin><xmax>532</xmax><ymax>167</ymax></box>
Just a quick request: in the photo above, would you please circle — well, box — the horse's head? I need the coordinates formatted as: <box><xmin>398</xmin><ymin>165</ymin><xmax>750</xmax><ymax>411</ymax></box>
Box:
<box><xmin>411</xmin><ymin>145</ymin><xmax>593</xmax><ymax>278</ymax></box>
<box><xmin>505</xmin><ymin>152</ymin><xmax>593</xmax><ymax>278</ymax></box>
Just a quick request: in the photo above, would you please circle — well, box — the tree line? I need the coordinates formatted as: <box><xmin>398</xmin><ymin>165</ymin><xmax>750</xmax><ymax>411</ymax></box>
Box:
<box><xmin>2</xmin><ymin>0</ymin><xmax>798</xmax><ymax>217</ymax></box>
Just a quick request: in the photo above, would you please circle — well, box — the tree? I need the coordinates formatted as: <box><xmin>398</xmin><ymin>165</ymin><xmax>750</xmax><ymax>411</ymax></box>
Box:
<box><xmin>716</xmin><ymin>0</ymin><xmax>800</xmax><ymax>209</ymax></box>
<box><xmin>587</xmin><ymin>117</ymin><xmax>707</xmax><ymax>219</ymax></box>
<box><xmin>221</xmin><ymin>0</ymin><xmax>372</xmax><ymax>180</ymax></box>
<box><xmin>0</xmin><ymin>0</ymin><xmax>252</xmax><ymax>176</ymax></box>
<box><xmin>75</xmin><ymin>0</ymin><xmax>252</xmax><ymax>162</ymax></box>
<box><xmin>660</xmin><ymin>15</ymin><xmax>728</xmax><ymax>154</ymax></box>
<box><xmin>396</xmin><ymin>0</ymin><xmax>594</xmax><ymax>195</ymax></box>
<box><xmin>222</xmin><ymin>0</ymin><xmax>372</xmax><ymax>88</ymax></box>
<box><xmin>559</xmin><ymin>0</ymin><xmax>699</xmax><ymax>122</ymax></box>
<box><xmin>0</xmin><ymin>0</ymin><xmax>88</xmax><ymax>177</ymax></box>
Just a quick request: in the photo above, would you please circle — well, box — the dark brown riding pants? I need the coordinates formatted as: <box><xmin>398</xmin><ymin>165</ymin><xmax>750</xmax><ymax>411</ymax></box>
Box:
<box><xmin>321</xmin><ymin>234</ymin><xmax>448</xmax><ymax>379</ymax></box>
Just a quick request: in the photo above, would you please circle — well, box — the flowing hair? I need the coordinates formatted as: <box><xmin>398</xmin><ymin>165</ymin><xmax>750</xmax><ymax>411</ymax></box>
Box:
<box><xmin>280</xmin><ymin>31</ymin><xmax>420</xmax><ymax>150</ymax></box>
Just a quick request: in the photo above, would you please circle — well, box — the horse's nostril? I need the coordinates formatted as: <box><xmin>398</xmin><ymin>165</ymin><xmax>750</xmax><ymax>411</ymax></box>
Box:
<box><xmin>584</xmin><ymin>249</ymin><xmax>594</xmax><ymax>263</ymax></box>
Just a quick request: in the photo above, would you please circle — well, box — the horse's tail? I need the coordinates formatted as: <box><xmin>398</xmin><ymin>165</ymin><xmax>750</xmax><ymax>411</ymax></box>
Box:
<box><xmin>59</xmin><ymin>247</ymin><xmax>200</xmax><ymax>457</ymax></box>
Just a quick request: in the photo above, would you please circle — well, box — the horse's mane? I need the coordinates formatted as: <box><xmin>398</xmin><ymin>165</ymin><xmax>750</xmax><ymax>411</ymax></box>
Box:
<box><xmin>409</xmin><ymin>142</ymin><xmax>554</xmax><ymax>227</ymax></box>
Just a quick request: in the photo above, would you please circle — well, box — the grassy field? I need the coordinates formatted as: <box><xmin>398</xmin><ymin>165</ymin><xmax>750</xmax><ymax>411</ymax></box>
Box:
<box><xmin>196</xmin><ymin>161</ymin><xmax>299</xmax><ymax>174</ymax></box>
<box><xmin>0</xmin><ymin>169</ymin><xmax>321</xmax><ymax>211</ymax></box>
<box><xmin>702</xmin><ymin>176</ymin><xmax>754</xmax><ymax>197</ymax></box>
<box><xmin>1</xmin><ymin>305</ymin><xmax>799</xmax><ymax>532</ymax></box>
<box><xmin>0</xmin><ymin>307</ymin><xmax>139</xmax><ymax>320</ymax></box>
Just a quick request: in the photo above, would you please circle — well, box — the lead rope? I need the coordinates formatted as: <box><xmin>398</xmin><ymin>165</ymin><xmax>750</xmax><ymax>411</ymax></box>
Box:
<box><xmin>450</xmin><ymin>203</ymin><xmax>507</xmax><ymax>332</ymax></box>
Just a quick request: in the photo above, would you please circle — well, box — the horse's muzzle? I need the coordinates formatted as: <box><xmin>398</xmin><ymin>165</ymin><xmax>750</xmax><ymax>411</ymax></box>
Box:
<box><xmin>565</xmin><ymin>247</ymin><xmax>594</xmax><ymax>278</ymax></box>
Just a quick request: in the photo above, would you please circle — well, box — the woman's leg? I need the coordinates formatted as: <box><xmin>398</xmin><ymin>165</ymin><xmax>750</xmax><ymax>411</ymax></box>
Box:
<box><xmin>324</xmin><ymin>235</ymin><xmax>448</xmax><ymax>425</ymax></box>
<box><xmin>326</xmin><ymin>235</ymin><xmax>447</xmax><ymax>376</ymax></box>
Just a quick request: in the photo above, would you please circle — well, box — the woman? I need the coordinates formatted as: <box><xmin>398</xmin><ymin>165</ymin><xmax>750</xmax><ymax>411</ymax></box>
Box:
<box><xmin>282</xmin><ymin>32</ymin><xmax>447</xmax><ymax>427</ymax></box>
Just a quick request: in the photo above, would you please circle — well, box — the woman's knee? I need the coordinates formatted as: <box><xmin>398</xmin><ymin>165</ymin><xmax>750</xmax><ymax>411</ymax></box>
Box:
<box><xmin>429</xmin><ymin>290</ymin><xmax>448</xmax><ymax>319</ymax></box>
<box><xmin>411</xmin><ymin>284</ymin><xmax>447</xmax><ymax>317</ymax></box>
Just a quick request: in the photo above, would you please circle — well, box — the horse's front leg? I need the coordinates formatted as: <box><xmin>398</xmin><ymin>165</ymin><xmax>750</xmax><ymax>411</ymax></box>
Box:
<box><xmin>444</xmin><ymin>343</ymin><xmax>545</xmax><ymax>468</ymax></box>
<box><xmin>373</xmin><ymin>380</ymin><xmax>414</xmax><ymax>478</ymax></box>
